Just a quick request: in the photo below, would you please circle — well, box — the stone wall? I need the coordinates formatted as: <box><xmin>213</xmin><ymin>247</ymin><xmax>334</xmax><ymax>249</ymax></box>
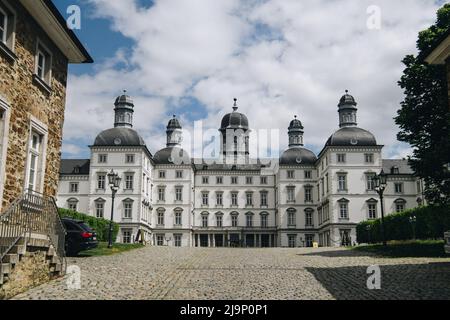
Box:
<box><xmin>0</xmin><ymin>0</ymin><xmax>68</xmax><ymax>210</ymax></box>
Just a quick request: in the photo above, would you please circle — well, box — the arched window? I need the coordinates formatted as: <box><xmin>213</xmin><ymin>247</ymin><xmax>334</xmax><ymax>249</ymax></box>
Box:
<box><xmin>67</xmin><ymin>198</ymin><xmax>78</xmax><ymax>211</ymax></box>
<box><xmin>305</xmin><ymin>208</ymin><xmax>314</xmax><ymax>227</ymax></box>
<box><xmin>201</xmin><ymin>211</ymin><xmax>209</xmax><ymax>228</ymax></box>
<box><xmin>287</xmin><ymin>208</ymin><xmax>296</xmax><ymax>226</ymax></box>
<box><xmin>338</xmin><ymin>198</ymin><xmax>349</xmax><ymax>219</ymax></box>
<box><xmin>245</xmin><ymin>212</ymin><xmax>254</xmax><ymax>227</ymax></box>
<box><xmin>174</xmin><ymin>208</ymin><xmax>183</xmax><ymax>226</ymax></box>
<box><xmin>123</xmin><ymin>198</ymin><xmax>134</xmax><ymax>219</ymax></box>
<box><xmin>94</xmin><ymin>198</ymin><xmax>106</xmax><ymax>218</ymax></box>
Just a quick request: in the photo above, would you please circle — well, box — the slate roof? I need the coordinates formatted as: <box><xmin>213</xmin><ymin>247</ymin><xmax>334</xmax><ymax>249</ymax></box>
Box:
<box><xmin>60</xmin><ymin>159</ymin><xmax>90</xmax><ymax>175</ymax></box>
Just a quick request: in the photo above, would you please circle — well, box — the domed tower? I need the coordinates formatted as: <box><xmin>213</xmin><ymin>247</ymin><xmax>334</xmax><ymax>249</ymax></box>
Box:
<box><xmin>338</xmin><ymin>90</ymin><xmax>358</xmax><ymax>128</ymax></box>
<box><xmin>219</xmin><ymin>99</ymin><xmax>250</xmax><ymax>163</ymax></box>
<box><xmin>114</xmin><ymin>91</ymin><xmax>134</xmax><ymax>128</ymax></box>
<box><xmin>288</xmin><ymin>115</ymin><xmax>304</xmax><ymax>147</ymax></box>
<box><xmin>166</xmin><ymin>115</ymin><xmax>182</xmax><ymax>147</ymax></box>
<box><xmin>93</xmin><ymin>93</ymin><xmax>146</xmax><ymax>147</ymax></box>
<box><xmin>280</xmin><ymin>116</ymin><xmax>317</xmax><ymax>166</ymax></box>
<box><xmin>153</xmin><ymin>116</ymin><xmax>190</xmax><ymax>165</ymax></box>
<box><xmin>325</xmin><ymin>91</ymin><xmax>377</xmax><ymax>147</ymax></box>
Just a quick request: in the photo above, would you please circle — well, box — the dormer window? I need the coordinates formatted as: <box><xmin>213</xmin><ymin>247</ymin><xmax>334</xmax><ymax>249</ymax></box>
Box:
<box><xmin>391</xmin><ymin>166</ymin><xmax>400</xmax><ymax>174</ymax></box>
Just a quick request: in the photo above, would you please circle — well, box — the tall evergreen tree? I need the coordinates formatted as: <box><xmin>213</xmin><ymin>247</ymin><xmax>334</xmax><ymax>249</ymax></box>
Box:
<box><xmin>396</xmin><ymin>4</ymin><xmax>450</xmax><ymax>205</ymax></box>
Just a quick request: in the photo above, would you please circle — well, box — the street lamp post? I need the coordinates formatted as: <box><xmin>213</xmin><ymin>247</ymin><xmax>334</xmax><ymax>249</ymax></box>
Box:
<box><xmin>374</xmin><ymin>170</ymin><xmax>388</xmax><ymax>247</ymax></box>
<box><xmin>409</xmin><ymin>215</ymin><xmax>417</xmax><ymax>240</ymax></box>
<box><xmin>107</xmin><ymin>169</ymin><xmax>122</xmax><ymax>249</ymax></box>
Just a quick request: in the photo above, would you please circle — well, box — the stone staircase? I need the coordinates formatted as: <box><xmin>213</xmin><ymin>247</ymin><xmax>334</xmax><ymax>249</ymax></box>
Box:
<box><xmin>0</xmin><ymin>235</ymin><xmax>64</xmax><ymax>292</ymax></box>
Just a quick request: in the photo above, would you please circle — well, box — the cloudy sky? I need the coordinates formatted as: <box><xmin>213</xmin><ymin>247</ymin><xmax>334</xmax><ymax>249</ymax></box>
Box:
<box><xmin>55</xmin><ymin>0</ymin><xmax>445</xmax><ymax>160</ymax></box>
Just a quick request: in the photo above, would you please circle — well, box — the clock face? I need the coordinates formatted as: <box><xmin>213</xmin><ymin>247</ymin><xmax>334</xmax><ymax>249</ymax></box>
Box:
<box><xmin>114</xmin><ymin>138</ymin><xmax>122</xmax><ymax>145</ymax></box>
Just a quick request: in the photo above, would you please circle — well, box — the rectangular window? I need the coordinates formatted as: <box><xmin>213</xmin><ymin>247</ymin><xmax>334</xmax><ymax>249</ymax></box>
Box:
<box><xmin>246</xmin><ymin>215</ymin><xmax>253</xmax><ymax>227</ymax></box>
<box><xmin>216</xmin><ymin>192</ymin><xmax>223</xmax><ymax>206</ymax></box>
<box><xmin>261</xmin><ymin>215</ymin><xmax>268</xmax><ymax>228</ymax></box>
<box><xmin>69</xmin><ymin>182</ymin><xmax>79</xmax><ymax>193</ymax></box>
<box><xmin>339</xmin><ymin>203</ymin><xmax>348</xmax><ymax>219</ymax></box>
<box><xmin>368</xmin><ymin>203</ymin><xmax>377</xmax><ymax>219</ymax></box>
<box><xmin>216</xmin><ymin>215</ymin><xmax>223</xmax><ymax>227</ymax></box>
<box><xmin>202</xmin><ymin>215</ymin><xmax>208</xmax><ymax>228</ymax></box>
<box><xmin>365</xmin><ymin>153</ymin><xmax>374</xmax><ymax>164</ymax></box>
<box><xmin>68</xmin><ymin>201</ymin><xmax>77</xmax><ymax>211</ymax></box>
<box><xmin>231</xmin><ymin>176</ymin><xmax>238</xmax><ymax>184</ymax></box>
<box><xmin>287</xmin><ymin>170</ymin><xmax>295</xmax><ymax>179</ymax></box>
<box><xmin>122</xmin><ymin>230</ymin><xmax>132</xmax><ymax>244</ymax></box>
<box><xmin>260</xmin><ymin>176</ymin><xmax>267</xmax><ymax>184</ymax></box>
<box><xmin>305</xmin><ymin>211</ymin><xmax>313</xmax><ymax>227</ymax></box>
<box><xmin>123</xmin><ymin>202</ymin><xmax>132</xmax><ymax>219</ymax></box>
<box><xmin>367</xmin><ymin>174</ymin><xmax>375</xmax><ymax>191</ymax></box>
<box><xmin>125</xmin><ymin>154</ymin><xmax>135</xmax><ymax>164</ymax></box>
<box><xmin>338</xmin><ymin>175</ymin><xmax>347</xmax><ymax>191</ymax></box>
<box><xmin>304</xmin><ymin>170</ymin><xmax>312</xmax><ymax>179</ymax></box>
<box><xmin>176</xmin><ymin>170</ymin><xmax>183</xmax><ymax>179</ymax></box>
<box><xmin>35</xmin><ymin>42</ymin><xmax>52</xmax><ymax>84</ymax></box>
<box><xmin>0</xmin><ymin>8</ymin><xmax>6</xmax><ymax>44</ymax></box>
<box><xmin>305</xmin><ymin>187</ymin><xmax>312</xmax><ymax>203</ymax></box>
<box><xmin>216</xmin><ymin>176</ymin><xmax>223</xmax><ymax>184</ymax></box>
<box><xmin>175</xmin><ymin>212</ymin><xmax>182</xmax><ymax>226</ymax></box>
<box><xmin>288</xmin><ymin>235</ymin><xmax>297</xmax><ymax>248</ymax></box>
<box><xmin>174</xmin><ymin>234</ymin><xmax>182</xmax><ymax>247</ymax></box>
<box><xmin>157</xmin><ymin>212</ymin><xmax>164</xmax><ymax>225</ymax></box>
<box><xmin>98</xmin><ymin>154</ymin><xmax>107</xmax><ymax>163</ymax></box>
<box><xmin>156</xmin><ymin>235</ymin><xmax>164</xmax><ymax>246</ymax></box>
<box><xmin>395</xmin><ymin>183</ymin><xmax>404</xmax><ymax>194</ymax></box>
<box><xmin>125</xmin><ymin>174</ymin><xmax>134</xmax><ymax>190</ymax></box>
<box><xmin>337</xmin><ymin>154</ymin><xmax>346</xmax><ymax>163</ymax></box>
<box><xmin>396</xmin><ymin>204</ymin><xmax>405</xmax><ymax>213</ymax></box>
<box><xmin>246</xmin><ymin>192</ymin><xmax>253</xmax><ymax>206</ymax></box>
<box><xmin>231</xmin><ymin>215</ymin><xmax>238</xmax><ymax>227</ymax></box>
<box><xmin>27</xmin><ymin>131</ymin><xmax>44</xmax><ymax>192</ymax></box>
<box><xmin>288</xmin><ymin>212</ymin><xmax>296</xmax><ymax>226</ymax></box>
<box><xmin>246</xmin><ymin>176</ymin><xmax>253</xmax><ymax>185</ymax></box>
<box><xmin>158</xmin><ymin>187</ymin><xmax>165</xmax><ymax>201</ymax></box>
<box><xmin>287</xmin><ymin>187</ymin><xmax>295</xmax><ymax>202</ymax></box>
<box><xmin>202</xmin><ymin>193</ymin><xmax>209</xmax><ymax>206</ymax></box>
<box><xmin>95</xmin><ymin>202</ymin><xmax>104</xmax><ymax>218</ymax></box>
<box><xmin>175</xmin><ymin>187</ymin><xmax>183</xmax><ymax>201</ymax></box>
<box><xmin>260</xmin><ymin>192</ymin><xmax>268</xmax><ymax>207</ymax></box>
<box><xmin>231</xmin><ymin>192</ymin><xmax>238</xmax><ymax>206</ymax></box>
<box><xmin>202</xmin><ymin>176</ymin><xmax>209</xmax><ymax>184</ymax></box>
<box><xmin>159</xmin><ymin>171</ymin><xmax>166</xmax><ymax>179</ymax></box>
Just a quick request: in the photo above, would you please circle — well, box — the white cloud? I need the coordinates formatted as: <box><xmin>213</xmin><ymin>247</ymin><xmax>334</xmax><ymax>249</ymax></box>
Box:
<box><xmin>63</xmin><ymin>0</ymin><xmax>443</xmax><ymax>158</ymax></box>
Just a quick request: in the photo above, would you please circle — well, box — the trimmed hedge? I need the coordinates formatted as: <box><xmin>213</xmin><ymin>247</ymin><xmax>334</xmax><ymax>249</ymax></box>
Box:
<box><xmin>357</xmin><ymin>205</ymin><xmax>450</xmax><ymax>244</ymax></box>
<box><xmin>58</xmin><ymin>208</ymin><xmax>119</xmax><ymax>242</ymax></box>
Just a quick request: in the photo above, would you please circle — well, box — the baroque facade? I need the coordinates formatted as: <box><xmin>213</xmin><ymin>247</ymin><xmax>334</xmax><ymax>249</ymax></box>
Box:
<box><xmin>0</xmin><ymin>0</ymin><xmax>92</xmax><ymax>212</ymax></box>
<box><xmin>57</xmin><ymin>92</ymin><xmax>424</xmax><ymax>247</ymax></box>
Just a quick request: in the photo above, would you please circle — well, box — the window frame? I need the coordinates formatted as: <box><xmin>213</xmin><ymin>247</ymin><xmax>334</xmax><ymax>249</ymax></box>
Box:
<box><xmin>25</xmin><ymin>117</ymin><xmax>48</xmax><ymax>194</ymax></box>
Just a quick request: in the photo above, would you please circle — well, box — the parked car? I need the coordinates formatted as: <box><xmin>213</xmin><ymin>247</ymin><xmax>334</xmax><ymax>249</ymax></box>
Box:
<box><xmin>445</xmin><ymin>231</ymin><xmax>450</xmax><ymax>255</ymax></box>
<box><xmin>62</xmin><ymin>218</ymin><xmax>98</xmax><ymax>256</ymax></box>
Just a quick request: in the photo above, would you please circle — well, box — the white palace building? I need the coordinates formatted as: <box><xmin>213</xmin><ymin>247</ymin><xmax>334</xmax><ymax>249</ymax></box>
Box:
<box><xmin>57</xmin><ymin>92</ymin><xmax>424</xmax><ymax>247</ymax></box>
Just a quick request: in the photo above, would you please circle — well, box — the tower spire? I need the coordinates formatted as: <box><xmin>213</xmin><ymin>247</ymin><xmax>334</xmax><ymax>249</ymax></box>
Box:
<box><xmin>338</xmin><ymin>90</ymin><xmax>358</xmax><ymax>128</ymax></box>
<box><xmin>114</xmin><ymin>91</ymin><xmax>134</xmax><ymax>128</ymax></box>
<box><xmin>233</xmin><ymin>98</ymin><xmax>238</xmax><ymax>112</ymax></box>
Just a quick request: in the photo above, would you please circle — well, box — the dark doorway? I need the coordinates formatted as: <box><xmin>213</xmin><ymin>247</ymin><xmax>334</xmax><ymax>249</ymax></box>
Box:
<box><xmin>200</xmin><ymin>234</ymin><xmax>208</xmax><ymax>247</ymax></box>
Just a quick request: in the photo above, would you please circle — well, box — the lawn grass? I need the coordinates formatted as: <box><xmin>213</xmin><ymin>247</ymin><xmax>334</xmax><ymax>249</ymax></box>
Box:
<box><xmin>77</xmin><ymin>242</ymin><xmax>145</xmax><ymax>257</ymax></box>
<box><xmin>351</xmin><ymin>240</ymin><xmax>448</xmax><ymax>258</ymax></box>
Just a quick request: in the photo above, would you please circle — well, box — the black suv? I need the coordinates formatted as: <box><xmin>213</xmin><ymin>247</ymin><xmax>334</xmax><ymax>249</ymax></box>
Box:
<box><xmin>62</xmin><ymin>218</ymin><xmax>99</xmax><ymax>256</ymax></box>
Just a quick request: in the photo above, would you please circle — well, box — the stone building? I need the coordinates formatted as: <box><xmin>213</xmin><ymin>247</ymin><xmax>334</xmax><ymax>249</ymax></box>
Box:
<box><xmin>57</xmin><ymin>91</ymin><xmax>423</xmax><ymax>247</ymax></box>
<box><xmin>0</xmin><ymin>0</ymin><xmax>92</xmax><ymax>212</ymax></box>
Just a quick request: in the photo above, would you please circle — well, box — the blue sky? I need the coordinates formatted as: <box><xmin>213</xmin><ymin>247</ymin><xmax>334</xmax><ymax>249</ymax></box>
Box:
<box><xmin>54</xmin><ymin>0</ymin><xmax>446</xmax><ymax>160</ymax></box>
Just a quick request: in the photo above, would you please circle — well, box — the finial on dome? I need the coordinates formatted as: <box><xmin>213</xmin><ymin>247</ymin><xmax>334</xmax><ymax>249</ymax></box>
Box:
<box><xmin>233</xmin><ymin>98</ymin><xmax>238</xmax><ymax>112</ymax></box>
<box><xmin>345</xmin><ymin>89</ymin><xmax>349</xmax><ymax>94</ymax></box>
<box><xmin>294</xmin><ymin>115</ymin><xmax>297</xmax><ymax>119</ymax></box>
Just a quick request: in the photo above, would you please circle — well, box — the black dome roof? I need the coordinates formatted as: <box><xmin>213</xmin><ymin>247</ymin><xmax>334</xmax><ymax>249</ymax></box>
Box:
<box><xmin>289</xmin><ymin>118</ymin><xmax>303</xmax><ymax>129</ymax></box>
<box><xmin>339</xmin><ymin>92</ymin><xmax>357</xmax><ymax>107</ymax></box>
<box><xmin>94</xmin><ymin>127</ymin><xmax>145</xmax><ymax>147</ymax></box>
<box><xmin>326</xmin><ymin>127</ymin><xmax>377</xmax><ymax>147</ymax></box>
<box><xmin>115</xmin><ymin>94</ymin><xmax>134</xmax><ymax>106</ymax></box>
<box><xmin>220</xmin><ymin>111</ymin><xmax>249</xmax><ymax>130</ymax></box>
<box><xmin>167</xmin><ymin>117</ymin><xmax>182</xmax><ymax>129</ymax></box>
<box><xmin>153</xmin><ymin>147</ymin><xmax>190</xmax><ymax>165</ymax></box>
<box><xmin>280</xmin><ymin>147</ymin><xmax>317</xmax><ymax>165</ymax></box>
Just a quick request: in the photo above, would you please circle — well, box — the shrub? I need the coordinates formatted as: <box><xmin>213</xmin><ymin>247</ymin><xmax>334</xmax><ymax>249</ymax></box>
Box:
<box><xmin>357</xmin><ymin>205</ymin><xmax>450</xmax><ymax>244</ymax></box>
<box><xmin>58</xmin><ymin>208</ymin><xmax>119</xmax><ymax>242</ymax></box>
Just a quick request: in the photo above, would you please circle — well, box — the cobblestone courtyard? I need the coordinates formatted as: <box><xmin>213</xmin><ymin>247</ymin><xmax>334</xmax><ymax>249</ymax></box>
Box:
<box><xmin>12</xmin><ymin>247</ymin><xmax>450</xmax><ymax>300</ymax></box>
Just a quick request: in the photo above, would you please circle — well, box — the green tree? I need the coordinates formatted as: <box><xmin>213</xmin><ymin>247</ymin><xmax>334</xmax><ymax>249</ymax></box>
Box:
<box><xmin>396</xmin><ymin>4</ymin><xmax>450</xmax><ymax>205</ymax></box>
